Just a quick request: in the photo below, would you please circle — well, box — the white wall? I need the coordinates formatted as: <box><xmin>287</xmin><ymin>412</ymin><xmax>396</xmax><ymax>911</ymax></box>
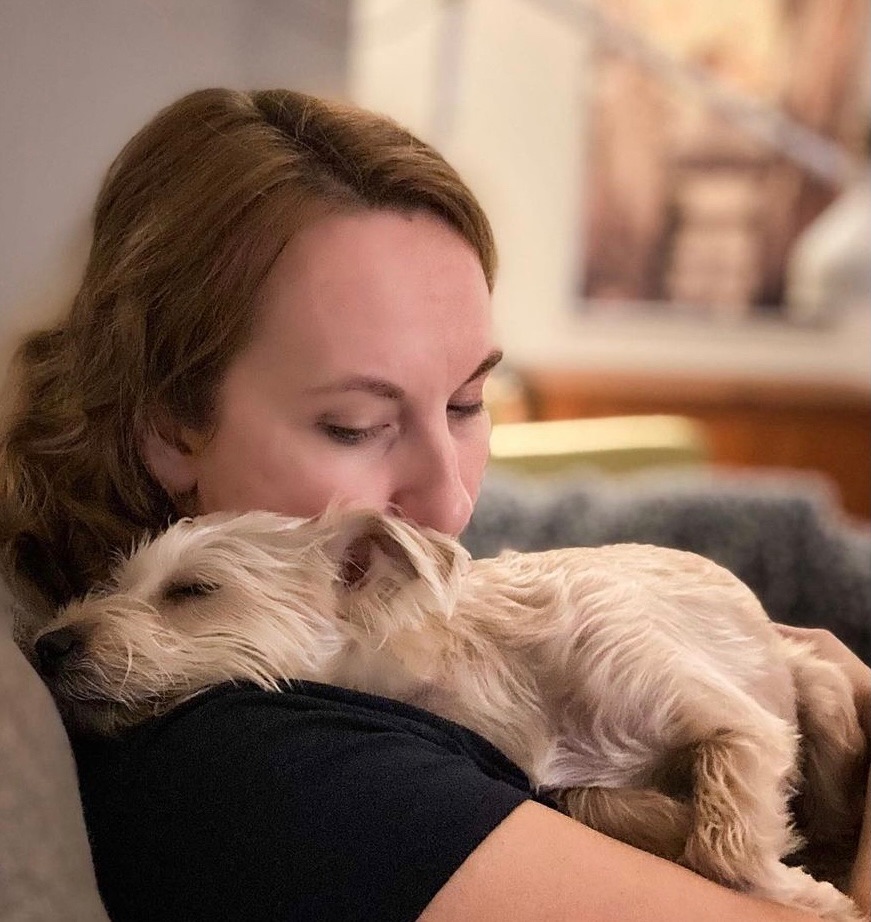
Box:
<box><xmin>0</xmin><ymin>0</ymin><xmax>350</xmax><ymax>344</ymax></box>
<box><xmin>350</xmin><ymin>0</ymin><xmax>871</xmax><ymax>390</ymax></box>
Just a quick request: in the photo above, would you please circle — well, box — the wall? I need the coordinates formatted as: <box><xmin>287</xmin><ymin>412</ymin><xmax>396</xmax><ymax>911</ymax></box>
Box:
<box><xmin>0</xmin><ymin>0</ymin><xmax>350</xmax><ymax>349</ymax></box>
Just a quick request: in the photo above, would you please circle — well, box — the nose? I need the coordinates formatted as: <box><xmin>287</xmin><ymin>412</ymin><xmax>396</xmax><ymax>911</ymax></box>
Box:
<box><xmin>34</xmin><ymin>626</ymin><xmax>83</xmax><ymax>677</ymax></box>
<box><xmin>390</xmin><ymin>432</ymin><xmax>474</xmax><ymax>537</ymax></box>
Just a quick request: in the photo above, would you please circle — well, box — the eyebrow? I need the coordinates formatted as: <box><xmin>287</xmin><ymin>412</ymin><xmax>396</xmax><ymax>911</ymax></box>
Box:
<box><xmin>305</xmin><ymin>349</ymin><xmax>503</xmax><ymax>401</ymax></box>
<box><xmin>466</xmin><ymin>348</ymin><xmax>504</xmax><ymax>385</ymax></box>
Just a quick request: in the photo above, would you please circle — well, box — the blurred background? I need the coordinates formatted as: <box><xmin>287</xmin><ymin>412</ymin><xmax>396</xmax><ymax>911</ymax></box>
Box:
<box><xmin>1</xmin><ymin>0</ymin><xmax>869</xmax><ymax>517</ymax></box>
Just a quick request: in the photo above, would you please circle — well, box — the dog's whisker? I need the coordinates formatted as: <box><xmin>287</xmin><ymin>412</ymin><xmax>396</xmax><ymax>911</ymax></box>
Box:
<box><xmin>121</xmin><ymin>640</ymin><xmax>134</xmax><ymax>689</ymax></box>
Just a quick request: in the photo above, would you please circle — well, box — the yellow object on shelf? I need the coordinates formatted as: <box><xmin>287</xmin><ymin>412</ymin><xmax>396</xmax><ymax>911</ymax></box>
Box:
<box><xmin>488</xmin><ymin>415</ymin><xmax>709</xmax><ymax>475</ymax></box>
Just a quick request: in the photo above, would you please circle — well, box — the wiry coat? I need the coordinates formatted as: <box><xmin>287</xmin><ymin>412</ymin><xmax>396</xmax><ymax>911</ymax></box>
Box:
<box><xmin>32</xmin><ymin>509</ymin><xmax>868</xmax><ymax>921</ymax></box>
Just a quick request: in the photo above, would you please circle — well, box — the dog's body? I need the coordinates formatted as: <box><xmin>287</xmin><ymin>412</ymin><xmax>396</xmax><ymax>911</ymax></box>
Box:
<box><xmin>33</xmin><ymin>510</ymin><xmax>867</xmax><ymax>920</ymax></box>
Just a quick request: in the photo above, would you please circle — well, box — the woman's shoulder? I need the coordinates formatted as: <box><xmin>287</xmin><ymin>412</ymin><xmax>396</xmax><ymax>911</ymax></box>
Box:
<box><xmin>72</xmin><ymin>681</ymin><xmax>542</xmax><ymax>922</ymax></box>
<box><xmin>75</xmin><ymin>679</ymin><xmax>535</xmax><ymax>791</ymax></box>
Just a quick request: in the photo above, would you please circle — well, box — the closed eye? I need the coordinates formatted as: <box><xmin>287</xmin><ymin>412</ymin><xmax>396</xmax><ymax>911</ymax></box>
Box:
<box><xmin>162</xmin><ymin>580</ymin><xmax>219</xmax><ymax>603</ymax></box>
<box><xmin>448</xmin><ymin>401</ymin><xmax>485</xmax><ymax>419</ymax></box>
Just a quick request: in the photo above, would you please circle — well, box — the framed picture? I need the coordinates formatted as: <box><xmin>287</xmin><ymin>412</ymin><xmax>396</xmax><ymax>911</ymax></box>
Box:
<box><xmin>576</xmin><ymin>0</ymin><xmax>869</xmax><ymax>320</ymax></box>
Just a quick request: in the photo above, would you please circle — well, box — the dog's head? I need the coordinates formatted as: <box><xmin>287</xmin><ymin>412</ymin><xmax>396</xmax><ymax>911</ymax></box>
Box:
<box><xmin>31</xmin><ymin>508</ymin><xmax>468</xmax><ymax>735</ymax></box>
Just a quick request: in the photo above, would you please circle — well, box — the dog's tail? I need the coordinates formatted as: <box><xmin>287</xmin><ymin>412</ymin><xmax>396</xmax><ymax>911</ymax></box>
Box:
<box><xmin>556</xmin><ymin>786</ymin><xmax>692</xmax><ymax>861</ymax></box>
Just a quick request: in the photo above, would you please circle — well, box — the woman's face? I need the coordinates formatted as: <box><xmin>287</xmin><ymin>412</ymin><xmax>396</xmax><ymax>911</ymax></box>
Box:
<box><xmin>165</xmin><ymin>209</ymin><xmax>498</xmax><ymax>538</ymax></box>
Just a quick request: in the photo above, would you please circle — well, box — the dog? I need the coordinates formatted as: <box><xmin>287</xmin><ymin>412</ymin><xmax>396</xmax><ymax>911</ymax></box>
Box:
<box><xmin>31</xmin><ymin>508</ymin><xmax>867</xmax><ymax>920</ymax></box>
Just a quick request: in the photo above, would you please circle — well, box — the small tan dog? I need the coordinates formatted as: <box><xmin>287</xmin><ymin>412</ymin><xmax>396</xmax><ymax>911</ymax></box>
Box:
<box><xmin>33</xmin><ymin>509</ymin><xmax>867</xmax><ymax>920</ymax></box>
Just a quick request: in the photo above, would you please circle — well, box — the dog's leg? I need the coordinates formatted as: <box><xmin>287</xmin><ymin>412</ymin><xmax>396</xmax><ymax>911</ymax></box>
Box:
<box><xmin>745</xmin><ymin>864</ymin><xmax>865</xmax><ymax>922</ymax></box>
<box><xmin>558</xmin><ymin>773</ymin><xmax>861</xmax><ymax>921</ymax></box>
<box><xmin>556</xmin><ymin>786</ymin><xmax>692</xmax><ymax>861</ymax></box>
<box><xmin>681</xmin><ymin>716</ymin><xmax>801</xmax><ymax>887</ymax></box>
<box><xmin>683</xmin><ymin>715</ymin><xmax>861</xmax><ymax>920</ymax></box>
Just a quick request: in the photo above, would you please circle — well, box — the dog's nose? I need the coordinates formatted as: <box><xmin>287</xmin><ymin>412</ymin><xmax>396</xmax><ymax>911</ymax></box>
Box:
<box><xmin>35</xmin><ymin>626</ymin><xmax>83</xmax><ymax>676</ymax></box>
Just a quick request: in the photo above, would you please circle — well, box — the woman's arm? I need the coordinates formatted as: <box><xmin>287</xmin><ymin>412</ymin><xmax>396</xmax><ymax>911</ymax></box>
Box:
<box><xmin>420</xmin><ymin>801</ymin><xmax>830</xmax><ymax>922</ymax></box>
<box><xmin>421</xmin><ymin>625</ymin><xmax>871</xmax><ymax>922</ymax></box>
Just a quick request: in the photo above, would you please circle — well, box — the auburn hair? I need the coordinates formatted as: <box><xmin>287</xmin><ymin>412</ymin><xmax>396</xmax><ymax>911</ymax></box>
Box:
<box><xmin>0</xmin><ymin>88</ymin><xmax>496</xmax><ymax>610</ymax></box>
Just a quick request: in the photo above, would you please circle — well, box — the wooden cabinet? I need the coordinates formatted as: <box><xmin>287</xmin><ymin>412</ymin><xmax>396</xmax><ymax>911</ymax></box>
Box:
<box><xmin>520</xmin><ymin>368</ymin><xmax>871</xmax><ymax>520</ymax></box>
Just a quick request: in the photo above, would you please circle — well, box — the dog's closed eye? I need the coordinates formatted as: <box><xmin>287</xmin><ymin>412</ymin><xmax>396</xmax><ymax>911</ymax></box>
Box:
<box><xmin>162</xmin><ymin>580</ymin><xmax>219</xmax><ymax>603</ymax></box>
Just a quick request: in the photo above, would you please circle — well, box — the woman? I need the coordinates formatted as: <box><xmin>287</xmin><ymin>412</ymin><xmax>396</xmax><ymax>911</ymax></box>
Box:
<box><xmin>1</xmin><ymin>88</ymin><xmax>868</xmax><ymax>922</ymax></box>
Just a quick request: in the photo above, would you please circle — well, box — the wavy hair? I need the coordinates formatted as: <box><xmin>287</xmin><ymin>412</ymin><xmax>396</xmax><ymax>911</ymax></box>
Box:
<box><xmin>0</xmin><ymin>88</ymin><xmax>496</xmax><ymax>611</ymax></box>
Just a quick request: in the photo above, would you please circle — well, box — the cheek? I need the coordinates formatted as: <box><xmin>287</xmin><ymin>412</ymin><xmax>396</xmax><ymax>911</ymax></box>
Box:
<box><xmin>277</xmin><ymin>457</ymin><xmax>392</xmax><ymax>518</ymax></box>
<box><xmin>195</xmin><ymin>427</ymin><xmax>391</xmax><ymax>518</ymax></box>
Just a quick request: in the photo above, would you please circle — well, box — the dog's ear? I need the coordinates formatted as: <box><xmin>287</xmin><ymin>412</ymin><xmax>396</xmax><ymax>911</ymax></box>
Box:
<box><xmin>326</xmin><ymin>511</ymin><xmax>466</xmax><ymax>624</ymax></box>
<box><xmin>334</xmin><ymin>517</ymin><xmax>417</xmax><ymax>591</ymax></box>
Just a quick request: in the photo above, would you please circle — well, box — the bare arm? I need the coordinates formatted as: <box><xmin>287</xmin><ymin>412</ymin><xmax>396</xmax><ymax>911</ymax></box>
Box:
<box><xmin>419</xmin><ymin>801</ymin><xmax>829</xmax><ymax>922</ymax></box>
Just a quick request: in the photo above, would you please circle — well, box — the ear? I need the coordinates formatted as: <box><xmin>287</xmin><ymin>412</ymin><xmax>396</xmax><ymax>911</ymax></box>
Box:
<box><xmin>334</xmin><ymin>517</ymin><xmax>418</xmax><ymax>592</ymax></box>
<box><xmin>327</xmin><ymin>511</ymin><xmax>466</xmax><ymax>623</ymax></box>
<box><xmin>138</xmin><ymin>418</ymin><xmax>204</xmax><ymax>497</ymax></box>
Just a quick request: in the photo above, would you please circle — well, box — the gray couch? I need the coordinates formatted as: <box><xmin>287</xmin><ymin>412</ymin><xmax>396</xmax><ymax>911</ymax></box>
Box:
<box><xmin>465</xmin><ymin>468</ymin><xmax>871</xmax><ymax>664</ymax></box>
<box><xmin>0</xmin><ymin>605</ymin><xmax>109</xmax><ymax>921</ymax></box>
<box><xmin>2</xmin><ymin>467</ymin><xmax>868</xmax><ymax>920</ymax></box>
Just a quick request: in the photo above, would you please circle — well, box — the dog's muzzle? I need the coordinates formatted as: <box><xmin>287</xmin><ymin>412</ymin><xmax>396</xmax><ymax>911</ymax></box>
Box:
<box><xmin>34</xmin><ymin>625</ymin><xmax>84</xmax><ymax>677</ymax></box>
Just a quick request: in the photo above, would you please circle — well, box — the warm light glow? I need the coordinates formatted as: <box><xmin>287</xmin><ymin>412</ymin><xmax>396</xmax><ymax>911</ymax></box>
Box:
<box><xmin>490</xmin><ymin>415</ymin><xmax>707</xmax><ymax>458</ymax></box>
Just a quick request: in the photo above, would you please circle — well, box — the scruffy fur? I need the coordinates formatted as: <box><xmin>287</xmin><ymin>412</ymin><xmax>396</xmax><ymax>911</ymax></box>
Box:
<box><xmin>32</xmin><ymin>509</ymin><xmax>867</xmax><ymax>920</ymax></box>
